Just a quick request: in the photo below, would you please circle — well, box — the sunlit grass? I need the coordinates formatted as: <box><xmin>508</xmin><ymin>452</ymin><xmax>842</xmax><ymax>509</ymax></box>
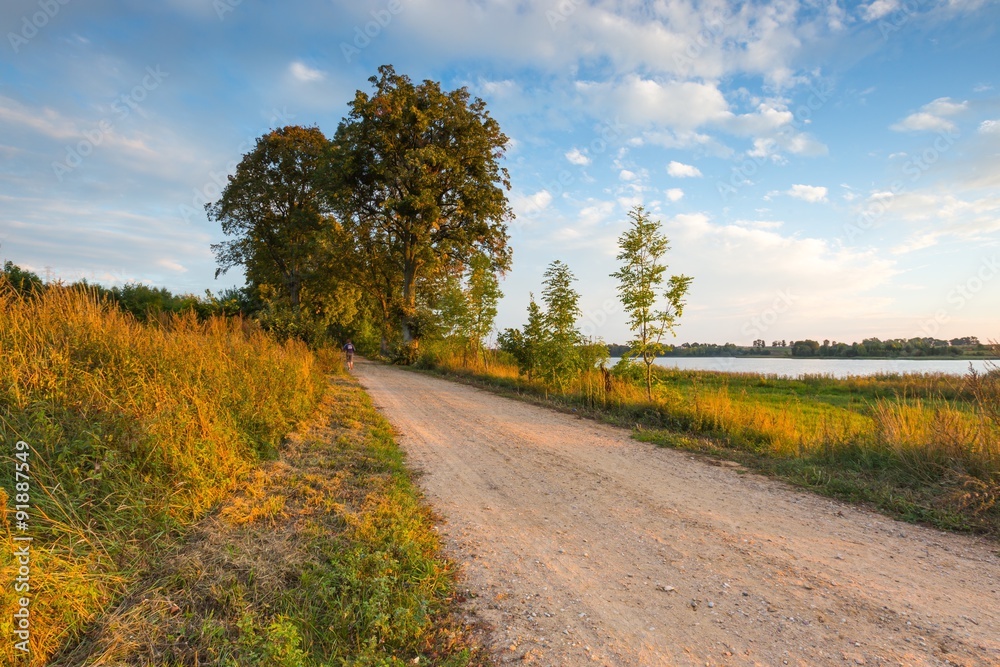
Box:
<box><xmin>46</xmin><ymin>376</ymin><xmax>485</xmax><ymax>666</ymax></box>
<box><xmin>0</xmin><ymin>282</ymin><xmax>328</xmax><ymax>665</ymax></box>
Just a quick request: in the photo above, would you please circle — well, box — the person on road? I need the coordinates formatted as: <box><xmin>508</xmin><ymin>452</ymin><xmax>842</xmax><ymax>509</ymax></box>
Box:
<box><xmin>343</xmin><ymin>339</ymin><xmax>355</xmax><ymax>370</ymax></box>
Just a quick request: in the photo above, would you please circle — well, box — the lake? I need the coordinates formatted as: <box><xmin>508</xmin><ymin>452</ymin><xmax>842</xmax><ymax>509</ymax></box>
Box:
<box><xmin>608</xmin><ymin>356</ymin><xmax>998</xmax><ymax>379</ymax></box>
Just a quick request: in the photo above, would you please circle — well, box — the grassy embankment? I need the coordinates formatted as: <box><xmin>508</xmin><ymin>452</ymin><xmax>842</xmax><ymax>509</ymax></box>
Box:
<box><xmin>417</xmin><ymin>346</ymin><xmax>1000</xmax><ymax>537</ymax></box>
<box><xmin>1</xmin><ymin>285</ymin><xmax>484</xmax><ymax>666</ymax></box>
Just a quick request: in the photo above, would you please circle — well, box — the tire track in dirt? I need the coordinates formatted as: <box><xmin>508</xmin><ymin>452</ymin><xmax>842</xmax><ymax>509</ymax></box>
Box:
<box><xmin>354</xmin><ymin>360</ymin><xmax>1000</xmax><ymax>666</ymax></box>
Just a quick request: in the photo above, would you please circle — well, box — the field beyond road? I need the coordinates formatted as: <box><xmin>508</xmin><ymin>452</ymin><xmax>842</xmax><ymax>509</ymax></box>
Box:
<box><xmin>355</xmin><ymin>359</ymin><xmax>1000</xmax><ymax>666</ymax></box>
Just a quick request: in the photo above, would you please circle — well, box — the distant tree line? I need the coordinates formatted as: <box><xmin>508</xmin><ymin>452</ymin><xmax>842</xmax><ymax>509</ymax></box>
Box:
<box><xmin>602</xmin><ymin>335</ymin><xmax>987</xmax><ymax>358</ymax></box>
<box><xmin>1</xmin><ymin>260</ymin><xmax>253</xmax><ymax>321</ymax></box>
<box><xmin>788</xmin><ymin>337</ymin><xmax>982</xmax><ymax>357</ymax></box>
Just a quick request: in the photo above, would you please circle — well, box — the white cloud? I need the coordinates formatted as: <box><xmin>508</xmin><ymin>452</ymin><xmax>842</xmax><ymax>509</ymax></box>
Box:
<box><xmin>577</xmin><ymin>76</ymin><xmax>729</xmax><ymax>130</ymax></box>
<box><xmin>722</xmin><ymin>101</ymin><xmax>828</xmax><ymax>158</ymax></box>
<box><xmin>617</xmin><ymin>195</ymin><xmax>644</xmax><ymax>211</ymax></box>
<box><xmin>862</xmin><ymin>0</ymin><xmax>899</xmax><ymax>21</ymax></box>
<box><xmin>619</xmin><ymin>169</ymin><xmax>637</xmax><ymax>181</ymax></box>
<box><xmin>511</xmin><ymin>190</ymin><xmax>553</xmax><ymax>218</ymax></box>
<box><xmin>480</xmin><ymin>79</ymin><xmax>517</xmax><ymax>96</ymax></box>
<box><xmin>892</xmin><ymin>113</ymin><xmax>956</xmax><ymax>133</ymax></box>
<box><xmin>722</xmin><ymin>101</ymin><xmax>794</xmax><ymax>136</ymax></box>
<box><xmin>852</xmin><ymin>188</ymin><xmax>1000</xmax><ymax>254</ymax></box>
<box><xmin>289</xmin><ymin>61</ymin><xmax>325</xmax><ymax>83</ymax></box>
<box><xmin>787</xmin><ymin>184</ymin><xmax>828</xmax><ymax>203</ymax></box>
<box><xmin>667</xmin><ymin>161</ymin><xmax>702</xmax><ymax>178</ymax></box>
<box><xmin>664</xmin><ymin>213</ymin><xmax>898</xmax><ymax>334</ymax></box>
<box><xmin>565</xmin><ymin>147</ymin><xmax>591</xmax><ymax>166</ymax></box>
<box><xmin>665</xmin><ymin>188</ymin><xmax>684</xmax><ymax>202</ymax></box>
<box><xmin>924</xmin><ymin>98</ymin><xmax>969</xmax><ymax>117</ymax></box>
<box><xmin>578</xmin><ymin>200</ymin><xmax>616</xmax><ymax>227</ymax></box>
<box><xmin>891</xmin><ymin>97</ymin><xmax>967</xmax><ymax>132</ymax></box>
<box><xmin>979</xmin><ymin>119</ymin><xmax>1000</xmax><ymax>134</ymax></box>
<box><xmin>577</xmin><ymin>81</ymin><xmax>828</xmax><ymax>162</ymax></box>
<box><xmin>0</xmin><ymin>195</ymin><xmax>214</xmax><ymax>290</ymax></box>
<box><xmin>781</xmin><ymin>132</ymin><xmax>828</xmax><ymax>157</ymax></box>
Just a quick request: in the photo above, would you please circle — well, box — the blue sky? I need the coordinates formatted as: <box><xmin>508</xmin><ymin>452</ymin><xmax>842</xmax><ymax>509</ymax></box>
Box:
<box><xmin>2</xmin><ymin>0</ymin><xmax>998</xmax><ymax>345</ymax></box>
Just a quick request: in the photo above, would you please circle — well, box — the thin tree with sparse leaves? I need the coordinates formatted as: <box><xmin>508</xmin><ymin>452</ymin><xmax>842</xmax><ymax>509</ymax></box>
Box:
<box><xmin>612</xmin><ymin>206</ymin><xmax>692</xmax><ymax>400</ymax></box>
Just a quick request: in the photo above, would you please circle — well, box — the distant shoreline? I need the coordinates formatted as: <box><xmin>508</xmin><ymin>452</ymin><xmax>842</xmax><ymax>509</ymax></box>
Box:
<box><xmin>651</xmin><ymin>354</ymin><xmax>1000</xmax><ymax>361</ymax></box>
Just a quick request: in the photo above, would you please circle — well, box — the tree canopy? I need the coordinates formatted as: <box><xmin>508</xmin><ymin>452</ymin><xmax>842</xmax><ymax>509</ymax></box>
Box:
<box><xmin>332</xmin><ymin>65</ymin><xmax>513</xmax><ymax>346</ymax></box>
<box><xmin>208</xmin><ymin>125</ymin><xmax>331</xmax><ymax>311</ymax></box>
<box><xmin>203</xmin><ymin>66</ymin><xmax>513</xmax><ymax>354</ymax></box>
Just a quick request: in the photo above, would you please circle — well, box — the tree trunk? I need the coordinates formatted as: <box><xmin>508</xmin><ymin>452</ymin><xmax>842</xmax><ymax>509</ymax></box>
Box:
<box><xmin>645</xmin><ymin>360</ymin><xmax>653</xmax><ymax>401</ymax></box>
<box><xmin>288</xmin><ymin>274</ymin><xmax>301</xmax><ymax>308</ymax></box>
<box><xmin>401</xmin><ymin>254</ymin><xmax>418</xmax><ymax>345</ymax></box>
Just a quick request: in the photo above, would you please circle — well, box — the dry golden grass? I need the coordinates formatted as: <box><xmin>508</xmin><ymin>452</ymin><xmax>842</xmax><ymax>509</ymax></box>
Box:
<box><xmin>0</xmin><ymin>282</ymin><xmax>328</xmax><ymax>665</ymax></box>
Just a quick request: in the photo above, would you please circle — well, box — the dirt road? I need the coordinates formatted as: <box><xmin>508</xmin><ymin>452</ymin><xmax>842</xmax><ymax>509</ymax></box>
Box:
<box><xmin>353</xmin><ymin>360</ymin><xmax>1000</xmax><ymax>666</ymax></box>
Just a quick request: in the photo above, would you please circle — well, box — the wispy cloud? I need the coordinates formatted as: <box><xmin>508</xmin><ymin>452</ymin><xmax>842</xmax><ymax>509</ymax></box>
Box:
<box><xmin>289</xmin><ymin>61</ymin><xmax>325</xmax><ymax>83</ymax></box>
<box><xmin>891</xmin><ymin>97</ymin><xmax>967</xmax><ymax>133</ymax></box>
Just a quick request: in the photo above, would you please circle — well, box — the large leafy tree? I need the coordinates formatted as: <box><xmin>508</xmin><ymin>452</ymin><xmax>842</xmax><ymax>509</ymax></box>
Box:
<box><xmin>332</xmin><ymin>65</ymin><xmax>513</xmax><ymax>347</ymax></box>
<box><xmin>208</xmin><ymin>125</ymin><xmax>332</xmax><ymax>311</ymax></box>
<box><xmin>612</xmin><ymin>206</ymin><xmax>692</xmax><ymax>400</ymax></box>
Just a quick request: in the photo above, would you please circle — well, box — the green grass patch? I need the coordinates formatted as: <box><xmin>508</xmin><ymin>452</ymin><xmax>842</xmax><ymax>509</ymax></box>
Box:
<box><xmin>48</xmin><ymin>375</ymin><xmax>487</xmax><ymax>666</ymax></box>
